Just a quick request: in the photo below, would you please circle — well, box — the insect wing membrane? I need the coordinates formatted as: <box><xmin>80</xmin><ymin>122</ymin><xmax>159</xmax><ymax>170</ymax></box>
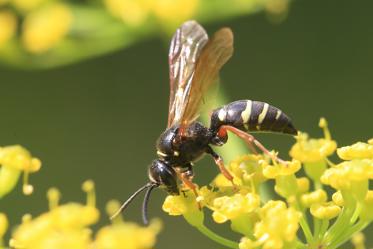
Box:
<box><xmin>179</xmin><ymin>27</ymin><xmax>234</xmax><ymax>128</ymax></box>
<box><xmin>168</xmin><ymin>20</ymin><xmax>208</xmax><ymax>127</ymax></box>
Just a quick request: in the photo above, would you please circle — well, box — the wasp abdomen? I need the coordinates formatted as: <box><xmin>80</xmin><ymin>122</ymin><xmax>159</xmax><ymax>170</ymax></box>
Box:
<box><xmin>210</xmin><ymin>100</ymin><xmax>297</xmax><ymax>135</ymax></box>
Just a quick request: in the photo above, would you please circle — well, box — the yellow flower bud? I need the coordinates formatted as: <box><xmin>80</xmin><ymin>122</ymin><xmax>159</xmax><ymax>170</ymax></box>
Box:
<box><xmin>47</xmin><ymin>187</ymin><xmax>61</xmax><ymax>210</ymax></box>
<box><xmin>337</xmin><ymin>142</ymin><xmax>373</xmax><ymax>160</ymax></box>
<box><xmin>301</xmin><ymin>189</ymin><xmax>328</xmax><ymax>207</ymax></box>
<box><xmin>296</xmin><ymin>177</ymin><xmax>310</xmax><ymax>193</ymax></box>
<box><xmin>310</xmin><ymin>202</ymin><xmax>341</xmax><ymax>219</ymax></box>
<box><xmin>0</xmin><ymin>10</ymin><xmax>17</xmax><ymax>47</ymax></box>
<box><xmin>332</xmin><ymin>191</ymin><xmax>344</xmax><ymax>206</ymax></box>
<box><xmin>22</xmin><ymin>3</ymin><xmax>72</xmax><ymax>53</ymax></box>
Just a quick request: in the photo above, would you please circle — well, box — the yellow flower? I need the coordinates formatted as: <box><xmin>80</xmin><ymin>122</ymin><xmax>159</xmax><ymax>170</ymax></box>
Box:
<box><xmin>104</xmin><ymin>0</ymin><xmax>152</xmax><ymax>27</ymax></box>
<box><xmin>11</xmin><ymin>182</ymin><xmax>99</xmax><ymax>249</ymax></box>
<box><xmin>254</xmin><ymin>201</ymin><xmax>301</xmax><ymax>249</ymax></box>
<box><xmin>162</xmin><ymin>190</ymin><xmax>203</xmax><ymax>227</ymax></box>
<box><xmin>310</xmin><ymin>202</ymin><xmax>341</xmax><ymax>220</ymax></box>
<box><xmin>0</xmin><ymin>145</ymin><xmax>41</xmax><ymax>197</ymax></box>
<box><xmin>12</xmin><ymin>0</ymin><xmax>48</xmax><ymax>12</ymax></box>
<box><xmin>301</xmin><ymin>189</ymin><xmax>327</xmax><ymax>207</ymax></box>
<box><xmin>262</xmin><ymin>159</ymin><xmax>301</xmax><ymax>179</ymax></box>
<box><xmin>321</xmin><ymin>159</ymin><xmax>372</xmax><ymax>202</ymax></box>
<box><xmin>211</xmin><ymin>192</ymin><xmax>260</xmax><ymax>223</ymax></box>
<box><xmin>95</xmin><ymin>219</ymin><xmax>161</xmax><ymax>249</ymax></box>
<box><xmin>289</xmin><ymin>118</ymin><xmax>337</xmax><ymax>163</ymax></box>
<box><xmin>22</xmin><ymin>3</ymin><xmax>72</xmax><ymax>53</ymax></box>
<box><xmin>0</xmin><ymin>10</ymin><xmax>17</xmax><ymax>48</ymax></box>
<box><xmin>337</xmin><ymin>141</ymin><xmax>373</xmax><ymax>160</ymax></box>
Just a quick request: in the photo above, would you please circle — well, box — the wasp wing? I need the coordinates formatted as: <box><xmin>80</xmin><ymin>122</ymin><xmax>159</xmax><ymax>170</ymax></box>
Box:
<box><xmin>178</xmin><ymin>27</ymin><xmax>234</xmax><ymax>131</ymax></box>
<box><xmin>167</xmin><ymin>20</ymin><xmax>208</xmax><ymax>127</ymax></box>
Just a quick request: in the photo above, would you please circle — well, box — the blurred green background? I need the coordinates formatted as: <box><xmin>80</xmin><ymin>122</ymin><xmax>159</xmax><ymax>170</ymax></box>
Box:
<box><xmin>1</xmin><ymin>0</ymin><xmax>372</xmax><ymax>248</ymax></box>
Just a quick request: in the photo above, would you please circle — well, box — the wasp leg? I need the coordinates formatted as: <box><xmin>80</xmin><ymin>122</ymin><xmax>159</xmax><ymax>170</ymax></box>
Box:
<box><xmin>176</xmin><ymin>168</ymin><xmax>202</xmax><ymax>209</ymax></box>
<box><xmin>205</xmin><ymin>146</ymin><xmax>236</xmax><ymax>188</ymax></box>
<box><xmin>220</xmin><ymin>125</ymin><xmax>286</xmax><ymax>164</ymax></box>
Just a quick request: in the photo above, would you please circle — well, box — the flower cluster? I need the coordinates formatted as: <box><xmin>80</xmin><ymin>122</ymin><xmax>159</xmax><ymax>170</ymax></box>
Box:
<box><xmin>6</xmin><ymin>180</ymin><xmax>161</xmax><ymax>249</ymax></box>
<box><xmin>162</xmin><ymin>118</ymin><xmax>372</xmax><ymax>249</ymax></box>
<box><xmin>0</xmin><ymin>0</ymin><xmax>290</xmax><ymax>68</ymax></box>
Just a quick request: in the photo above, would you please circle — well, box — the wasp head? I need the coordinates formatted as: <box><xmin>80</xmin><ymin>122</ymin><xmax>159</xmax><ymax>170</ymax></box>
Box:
<box><xmin>148</xmin><ymin>159</ymin><xmax>179</xmax><ymax>195</ymax></box>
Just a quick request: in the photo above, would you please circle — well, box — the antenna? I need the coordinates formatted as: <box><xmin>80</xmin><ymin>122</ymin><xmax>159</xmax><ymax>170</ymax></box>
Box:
<box><xmin>110</xmin><ymin>182</ymin><xmax>155</xmax><ymax>220</ymax></box>
<box><xmin>142</xmin><ymin>183</ymin><xmax>157</xmax><ymax>225</ymax></box>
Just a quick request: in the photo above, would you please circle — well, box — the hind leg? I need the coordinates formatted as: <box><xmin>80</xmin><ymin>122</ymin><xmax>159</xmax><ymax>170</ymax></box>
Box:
<box><xmin>219</xmin><ymin>125</ymin><xmax>286</xmax><ymax>164</ymax></box>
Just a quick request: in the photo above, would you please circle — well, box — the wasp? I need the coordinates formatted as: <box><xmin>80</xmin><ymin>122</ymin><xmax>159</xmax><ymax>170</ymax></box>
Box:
<box><xmin>112</xmin><ymin>20</ymin><xmax>297</xmax><ymax>224</ymax></box>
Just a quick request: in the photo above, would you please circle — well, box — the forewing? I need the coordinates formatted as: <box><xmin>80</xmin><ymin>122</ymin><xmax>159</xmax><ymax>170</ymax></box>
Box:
<box><xmin>179</xmin><ymin>27</ymin><xmax>234</xmax><ymax>128</ymax></box>
<box><xmin>167</xmin><ymin>20</ymin><xmax>208</xmax><ymax>127</ymax></box>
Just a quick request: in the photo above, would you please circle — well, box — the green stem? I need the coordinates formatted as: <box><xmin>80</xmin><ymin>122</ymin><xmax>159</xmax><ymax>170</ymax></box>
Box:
<box><xmin>294</xmin><ymin>196</ymin><xmax>313</xmax><ymax>244</ymax></box>
<box><xmin>196</xmin><ymin>224</ymin><xmax>239</xmax><ymax>249</ymax></box>
<box><xmin>328</xmin><ymin>220</ymin><xmax>369</xmax><ymax>249</ymax></box>
<box><xmin>324</xmin><ymin>206</ymin><xmax>352</xmax><ymax>243</ymax></box>
<box><xmin>312</xmin><ymin>218</ymin><xmax>321</xmax><ymax>241</ymax></box>
<box><xmin>318</xmin><ymin>220</ymin><xmax>329</xmax><ymax>240</ymax></box>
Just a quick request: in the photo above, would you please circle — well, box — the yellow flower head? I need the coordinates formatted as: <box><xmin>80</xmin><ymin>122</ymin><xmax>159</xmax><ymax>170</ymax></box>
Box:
<box><xmin>337</xmin><ymin>141</ymin><xmax>373</xmax><ymax>160</ymax></box>
<box><xmin>321</xmin><ymin>159</ymin><xmax>372</xmax><ymax>192</ymax></box>
<box><xmin>22</xmin><ymin>3</ymin><xmax>73</xmax><ymax>53</ymax></box>
<box><xmin>290</xmin><ymin>118</ymin><xmax>337</xmax><ymax>163</ymax></box>
<box><xmin>0</xmin><ymin>145</ymin><xmax>41</xmax><ymax>197</ymax></box>
<box><xmin>0</xmin><ymin>10</ymin><xmax>17</xmax><ymax>48</ymax></box>
<box><xmin>211</xmin><ymin>192</ymin><xmax>260</xmax><ymax>223</ymax></box>
<box><xmin>162</xmin><ymin>190</ymin><xmax>203</xmax><ymax>227</ymax></box>
<box><xmin>95</xmin><ymin>219</ymin><xmax>161</xmax><ymax>249</ymax></box>
<box><xmin>11</xmin><ymin>182</ymin><xmax>99</xmax><ymax>249</ymax></box>
<box><xmin>254</xmin><ymin>201</ymin><xmax>301</xmax><ymax>249</ymax></box>
<box><xmin>310</xmin><ymin>202</ymin><xmax>341</xmax><ymax>220</ymax></box>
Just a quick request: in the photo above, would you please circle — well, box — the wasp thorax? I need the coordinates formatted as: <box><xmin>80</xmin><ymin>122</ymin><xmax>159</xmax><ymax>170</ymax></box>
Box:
<box><xmin>148</xmin><ymin>159</ymin><xmax>179</xmax><ymax>195</ymax></box>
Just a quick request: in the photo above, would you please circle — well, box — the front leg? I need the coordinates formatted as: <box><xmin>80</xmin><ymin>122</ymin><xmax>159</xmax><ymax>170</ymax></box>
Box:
<box><xmin>205</xmin><ymin>146</ymin><xmax>235</xmax><ymax>186</ymax></box>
